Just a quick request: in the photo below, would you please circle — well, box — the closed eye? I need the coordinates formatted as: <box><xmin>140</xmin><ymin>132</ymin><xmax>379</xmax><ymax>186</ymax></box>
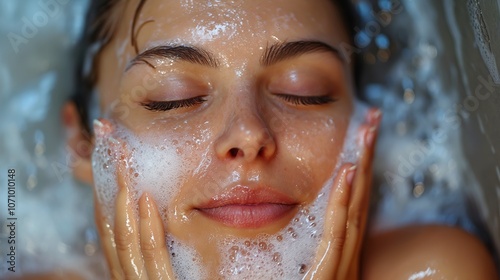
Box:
<box><xmin>141</xmin><ymin>96</ymin><xmax>207</xmax><ymax>111</ymax></box>
<box><xmin>276</xmin><ymin>94</ymin><xmax>337</xmax><ymax>106</ymax></box>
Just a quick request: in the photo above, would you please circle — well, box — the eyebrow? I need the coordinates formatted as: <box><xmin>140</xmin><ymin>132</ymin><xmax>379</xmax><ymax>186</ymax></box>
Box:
<box><xmin>126</xmin><ymin>40</ymin><xmax>344</xmax><ymax>72</ymax></box>
<box><xmin>126</xmin><ymin>45</ymin><xmax>220</xmax><ymax>71</ymax></box>
<box><xmin>261</xmin><ymin>40</ymin><xmax>345</xmax><ymax>66</ymax></box>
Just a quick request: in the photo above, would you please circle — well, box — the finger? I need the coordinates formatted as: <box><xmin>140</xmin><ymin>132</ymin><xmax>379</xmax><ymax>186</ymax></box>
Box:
<box><xmin>303</xmin><ymin>163</ymin><xmax>355</xmax><ymax>280</ymax></box>
<box><xmin>338</xmin><ymin>110</ymin><xmax>381</xmax><ymax>279</ymax></box>
<box><xmin>349</xmin><ymin>108</ymin><xmax>381</xmax><ymax>237</ymax></box>
<box><xmin>351</xmin><ymin>110</ymin><xmax>381</xmax><ymax>238</ymax></box>
<box><xmin>114</xmin><ymin>152</ymin><xmax>147</xmax><ymax>280</ymax></box>
<box><xmin>366</xmin><ymin>108</ymin><xmax>382</xmax><ymax>127</ymax></box>
<box><xmin>140</xmin><ymin>193</ymin><xmax>176</xmax><ymax>280</ymax></box>
<box><xmin>94</xmin><ymin>192</ymin><xmax>124</xmax><ymax>279</ymax></box>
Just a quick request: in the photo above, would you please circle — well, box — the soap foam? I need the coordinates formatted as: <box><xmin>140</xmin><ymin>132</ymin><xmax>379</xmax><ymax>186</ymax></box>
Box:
<box><xmin>168</xmin><ymin>236</ymin><xmax>204</xmax><ymax>280</ymax></box>
<box><xmin>92</xmin><ymin>120</ymin><xmax>189</xmax><ymax>225</ymax></box>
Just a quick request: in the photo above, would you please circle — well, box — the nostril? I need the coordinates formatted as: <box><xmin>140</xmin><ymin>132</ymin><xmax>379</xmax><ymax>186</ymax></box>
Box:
<box><xmin>229</xmin><ymin>148</ymin><xmax>240</xmax><ymax>158</ymax></box>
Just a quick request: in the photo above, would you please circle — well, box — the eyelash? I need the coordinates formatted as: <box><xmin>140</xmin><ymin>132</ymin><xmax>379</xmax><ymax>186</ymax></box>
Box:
<box><xmin>141</xmin><ymin>96</ymin><xmax>206</xmax><ymax>111</ymax></box>
<box><xmin>141</xmin><ymin>94</ymin><xmax>335</xmax><ymax>112</ymax></box>
<box><xmin>277</xmin><ymin>94</ymin><xmax>337</xmax><ymax>105</ymax></box>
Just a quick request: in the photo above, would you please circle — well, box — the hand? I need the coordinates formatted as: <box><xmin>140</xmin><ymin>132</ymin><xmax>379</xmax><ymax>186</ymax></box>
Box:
<box><xmin>303</xmin><ymin>108</ymin><xmax>381</xmax><ymax>280</ymax></box>
<box><xmin>94</xmin><ymin>143</ymin><xmax>176</xmax><ymax>280</ymax></box>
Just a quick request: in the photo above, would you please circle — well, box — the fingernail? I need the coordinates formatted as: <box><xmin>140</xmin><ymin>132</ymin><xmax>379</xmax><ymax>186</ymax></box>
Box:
<box><xmin>347</xmin><ymin>165</ymin><xmax>357</xmax><ymax>185</ymax></box>
<box><xmin>93</xmin><ymin>119</ymin><xmax>104</xmax><ymax>135</ymax></box>
<box><xmin>373</xmin><ymin>109</ymin><xmax>382</xmax><ymax>122</ymax></box>
<box><xmin>365</xmin><ymin>126</ymin><xmax>377</xmax><ymax>147</ymax></box>
<box><xmin>93</xmin><ymin>118</ymin><xmax>104</xmax><ymax>128</ymax></box>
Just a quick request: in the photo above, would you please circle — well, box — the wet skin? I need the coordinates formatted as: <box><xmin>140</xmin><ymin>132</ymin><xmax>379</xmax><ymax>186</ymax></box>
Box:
<box><xmin>94</xmin><ymin>0</ymin><xmax>358</xmax><ymax>275</ymax></box>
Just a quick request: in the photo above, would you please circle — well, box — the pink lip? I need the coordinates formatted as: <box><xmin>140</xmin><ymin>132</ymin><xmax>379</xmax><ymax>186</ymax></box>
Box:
<box><xmin>195</xmin><ymin>186</ymin><xmax>297</xmax><ymax>228</ymax></box>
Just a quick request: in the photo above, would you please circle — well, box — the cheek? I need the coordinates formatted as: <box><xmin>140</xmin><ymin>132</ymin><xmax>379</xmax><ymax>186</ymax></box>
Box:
<box><xmin>91</xmin><ymin>118</ymin><xmax>213</xmax><ymax>224</ymax></box>
<box><xmin>280</xmin><ymin>115</ymin><xmax>349</xmax><ymax>192</ymax></box>
<box><xmin>133</xmin><ymin>121</ymin><xmax>215</xmax><ymax>217</ymax></box>
<box><xmin>129</xmin><ymin>137</ymin><xmax>185</xmax><ymax>216</ymax></box>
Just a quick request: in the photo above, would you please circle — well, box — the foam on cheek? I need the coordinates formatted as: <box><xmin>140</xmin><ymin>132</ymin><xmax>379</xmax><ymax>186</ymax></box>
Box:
<box><xmin>215</xmin><ymin>102</ymin><xmax>368</xmax><ymax>279</ymax></box>
<box><xmin>91</xmin><ymin>120</ymin><xmax>186</xmax><ymax>224</ymax></box>
<box><xmin>92</xmin><ymin>123</ymin><xmax>119</xmax><ymax>223</ymax></box>
<box><xmin>92</xmin><ymin>120</ymin><xmax>206</xmax><ymax>278</ymax></box>
<box><xmin>341</xmin><ymin>102</ymin><xmax>368</xmax><ymax>164</ymax></box>
<box><xmin>216</xmin><ymin>198</ymin><xmax>329</xmax><ymax>279</ymax></box>
<box><xmin>167</xmin><ymin>236</ymin><xmax>205</xmax><ymax>280</ymax></box>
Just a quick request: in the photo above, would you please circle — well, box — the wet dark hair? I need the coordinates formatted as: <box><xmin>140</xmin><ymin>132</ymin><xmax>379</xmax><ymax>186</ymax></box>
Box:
<box><xmin>73</xmin><ymin>0</ymin><xmax>359</xmax><ymax>134</ymax></box>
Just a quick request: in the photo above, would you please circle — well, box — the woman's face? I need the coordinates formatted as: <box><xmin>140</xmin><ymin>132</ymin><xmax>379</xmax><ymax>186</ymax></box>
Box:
<box><xmin>95</xmin><ymin>0</ymin><xmax>354</xmax><ymax>273</ymax></box>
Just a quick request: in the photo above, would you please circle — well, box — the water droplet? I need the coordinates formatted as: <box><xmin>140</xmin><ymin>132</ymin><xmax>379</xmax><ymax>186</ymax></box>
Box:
<box><xmin>377</xmin><ymin>49</ymin><xmax>390</xmax><ymax>62</ymax></box>
<box><xmin>375</xmin><ymin>34</ymin><xmax>390</xmax><ymax>49</ymax></box>
<box><xmin>404</xmin><ymin>88</ymin><xmax>415</xmax><ymax>104</ymax></box>
<box><xmin>308</xmin><ymin>215</ymin><xmax>315</xmax><ymax>221</ymax></box>
<box><xmin>413</xmin><ymin>182</ymin><xmax>425</xmax><ymax>198</ymax></box>
<box><xmin>299</xmin><ymin>264</ymin><xmax>307</xmax><ymax>274</ymax></box>
<box><xmin>84</xmin><ymin>243</ymin><xmax>96</xmax><ymax>256</ymax></box>
<box><xmin>258</xmin><ymin>242</ymin><xmax>267</xmax><ymax>251</ymax></box>
<box><xmin>27</xmin><ymin>175</ymin><xmax>37</xmax><ymax>190</ymax></box>
<box><xmin>230</xmin><ymin>246</ymin><xmax>239</xmax><ymax>253</ymax></box>
<box><xmin>396</xmin><ymin>121</ymin><xmax>407</xmax><ymax>135</ymax></box>
<box><xmin>276</xmin><ymin>235</ymin><xmax>283</xmax><ymax>242</ymax></box>
<box><xmin>272</xmin><ymin>252</ymin><xmax>282</xmax><ymax>263</ymax></box>
<box><xmin>244</xmin><ymin>240</ymin><xmax>251</xmax><ymax>247</ymax></box>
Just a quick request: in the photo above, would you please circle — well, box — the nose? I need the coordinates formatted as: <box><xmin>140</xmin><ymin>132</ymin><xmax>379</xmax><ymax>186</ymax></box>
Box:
<box><xmin>214</xmin><ymin>109</ymin><xmax>277</xmax><ymax>162</ymax></box>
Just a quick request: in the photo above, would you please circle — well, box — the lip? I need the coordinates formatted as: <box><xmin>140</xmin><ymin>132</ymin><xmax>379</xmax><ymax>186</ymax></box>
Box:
<box><xmin>195</xmin><ymin>185</ymin><xmax>298</xmax><ymax>228</ymax></box>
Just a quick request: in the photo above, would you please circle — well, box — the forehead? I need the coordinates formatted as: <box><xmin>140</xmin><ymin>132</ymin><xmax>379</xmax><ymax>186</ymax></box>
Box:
<box><xmin>115</xmin><ymin>0</ymin><xmax>349</xmax><ymax>55</ymax></box>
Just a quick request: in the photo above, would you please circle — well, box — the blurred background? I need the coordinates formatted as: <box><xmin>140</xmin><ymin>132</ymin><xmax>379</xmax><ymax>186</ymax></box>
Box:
<box><xmin>0</xmin><ymin>0</ymin><xmax>106</xmax><ymax>278</ymax></box>
<box><xmin>0</xmin><ymin>0</ymin><xmax>498</xmax><ymax>278</ymax></box>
